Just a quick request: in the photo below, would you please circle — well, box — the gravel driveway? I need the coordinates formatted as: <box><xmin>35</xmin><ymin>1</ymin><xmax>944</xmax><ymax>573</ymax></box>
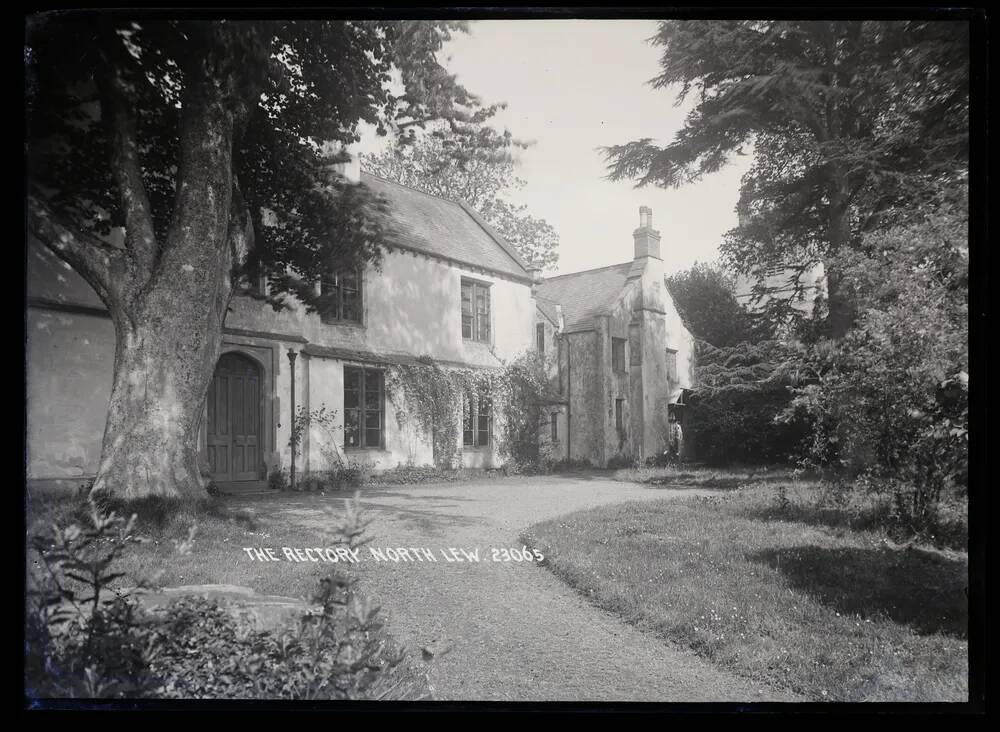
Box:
<box><xmin>283</xmin><ymin>475</ymin><xmax>795</xmax><ymax>702</ymax></box>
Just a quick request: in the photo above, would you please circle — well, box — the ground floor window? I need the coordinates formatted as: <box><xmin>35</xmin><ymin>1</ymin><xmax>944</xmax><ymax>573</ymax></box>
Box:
<box><xmin>344</xmin><ymin>366</ymin><xmax>384</xmax><ymax>448</ymax></box>
<box><xmin>463</xmin><ymin>391</ymin><xmax>492</xmax><ymax>447</ymax></box>
<box><xmin>551</xmin><ymin>413</ymin><xmax>558</xmax><ymax>441</ymax></box>
<box><xmin>615</xmin><ymin>398</ymin><xmax>625</xmax><ymax>433</ymax></box>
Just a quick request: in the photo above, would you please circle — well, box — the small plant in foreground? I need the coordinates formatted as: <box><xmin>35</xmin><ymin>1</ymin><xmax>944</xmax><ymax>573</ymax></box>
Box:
<box><xmin>25</xmin><ymin>492</ymin><xmax>429</xmax><ymax>699</ymax></box>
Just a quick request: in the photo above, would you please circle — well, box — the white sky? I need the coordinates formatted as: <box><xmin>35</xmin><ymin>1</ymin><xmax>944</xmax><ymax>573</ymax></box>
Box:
<box><xmin>360</xmin><ymin>19</ymin><xmax>753</xmax><ymax>277</ymax></box>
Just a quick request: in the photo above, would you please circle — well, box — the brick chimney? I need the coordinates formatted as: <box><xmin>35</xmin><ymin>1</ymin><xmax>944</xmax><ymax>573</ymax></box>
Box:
<box><xmin>633</xmin><ymin>206</ymin><xmax>661</xmax><ymax>260</ymax></box>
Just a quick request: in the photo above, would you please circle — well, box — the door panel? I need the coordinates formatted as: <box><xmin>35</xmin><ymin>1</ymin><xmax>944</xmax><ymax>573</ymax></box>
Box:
<box><xmin>205</xmin><ymin>354</ymin><xmax>262</xmax><ymax>483</ymax></box>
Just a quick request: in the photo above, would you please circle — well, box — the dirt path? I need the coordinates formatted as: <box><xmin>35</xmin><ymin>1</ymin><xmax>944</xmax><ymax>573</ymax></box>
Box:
<box><xmin>279</xmin><ymin>475</ymin><xmax>797</xmax><ymax>702</ymax></box>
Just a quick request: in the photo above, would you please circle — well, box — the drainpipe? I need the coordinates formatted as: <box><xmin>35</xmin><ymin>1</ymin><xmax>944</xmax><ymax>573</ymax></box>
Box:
<box><xmin>287</xmin><ymin>348</ymin><xmax>298</xmax><ymax>491</ymax></box>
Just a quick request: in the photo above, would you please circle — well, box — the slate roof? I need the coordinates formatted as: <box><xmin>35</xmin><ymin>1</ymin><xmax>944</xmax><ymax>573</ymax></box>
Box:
<box><xmin>535</xmin><ymin>261</ymin><xmax>634</xmax><ymax>332</ymax></box>
<box><xmin>535</xmin><ymin>295</ymin><xmax>561</xmax><ymax>327</ymax></box>
<box><xmin>361</xmin><ymin>172</ymin><xmax>531</xmax><ymax>281</ymax></box>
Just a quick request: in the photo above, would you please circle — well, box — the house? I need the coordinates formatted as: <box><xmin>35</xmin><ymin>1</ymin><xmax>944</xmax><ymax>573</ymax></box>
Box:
<box><xmin>534</xmin><ymin>207</ymin><xmax>695</xmax><ymax>466</ymax></box>
<box><xmin>26</xmin><ymin>165</ymin><xmax>538</xmax><ymax>490</ymax></box>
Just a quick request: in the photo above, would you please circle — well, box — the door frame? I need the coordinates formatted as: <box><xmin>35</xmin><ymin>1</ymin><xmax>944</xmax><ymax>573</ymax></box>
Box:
<box><xmin>200</xmin><ymin>341</ymin><xmax>277</xmax><ymax>487</ymax></box>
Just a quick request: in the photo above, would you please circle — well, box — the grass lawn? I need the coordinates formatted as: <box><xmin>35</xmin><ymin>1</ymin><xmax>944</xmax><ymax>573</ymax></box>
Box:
<box><xmin>521</xmin><ymin>476</ymin><xmax>968</xmax><ymax>702</ymax></box>
<box><xmin>26</xmin><ymin>486</ymin><xmax>364</xmax><ymax>600</ymax></box>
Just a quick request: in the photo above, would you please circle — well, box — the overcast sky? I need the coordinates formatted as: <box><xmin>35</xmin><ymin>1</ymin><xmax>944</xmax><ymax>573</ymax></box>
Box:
<box><xmin>362</xmin><ymin>19</ymin><xmax>753</xmax><ymax>277</ymax></box>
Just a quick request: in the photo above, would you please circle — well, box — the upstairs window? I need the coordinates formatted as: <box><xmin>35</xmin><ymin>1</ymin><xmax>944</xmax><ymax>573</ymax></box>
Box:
<box><xmin>612</xmin><ymin>338</ymin><xmax>627</xmax><ymax>373</ymax></box>
<box><xmin>463</xmin><ymin>391</ymin><xmax>492</xmax><ymax>448</ymax></box>
<box><xmin>665</xmin><ymin>348</ymin><xmax>678</xmax><ymax>383</ymax></box>
<box><xmin>320</xmin><ymin>269</ymin><xmax>362</xmax><ymax>325</ymax></box>
<box><xmin>344</xmin><ymin>367</ymin><xmax>383</xmax><ymax>449</ymax></box>
<box><xmin>236</xmin><ymin>268</ymin><xmax>267</xmax><ymax>296</ymax></box>
<box><xmin>536</xmin><ymin>323</ymin><xmax>545</xmax><ymax>354</ymax></box>
<box><xmin>461</xmin><ymin>280</ymin><xmax>491</xmax><ymax>342</ymax></box>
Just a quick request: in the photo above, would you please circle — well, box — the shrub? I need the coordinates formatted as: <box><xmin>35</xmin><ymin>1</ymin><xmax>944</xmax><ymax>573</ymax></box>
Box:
<box><xmin>25</xmin><ymin>498</ymin><xmax>159</xmax><ymax>698</ymax></box>
<box><xmin>787</xmin><ymin>195</ymin><xmax>968</xmax><ymax>534</ymax></box>
<box><xmin>149</xmin><ymin>573</ymin><xmax>428</xmax><ymax>700</ymax></box>
<box><xmin>268</xmin><ymin>469</ymin><xmax>289</xmax><ymax>492</ymax></box>
<box><xmin>606</xmin><ymin>454</ymin><xmax>639</xmax><ymax>470</ymax></box>
<box><xmin>25</xmin><ymin>493</ymin><xmax>429</xmax><ymax>699</ymax></box>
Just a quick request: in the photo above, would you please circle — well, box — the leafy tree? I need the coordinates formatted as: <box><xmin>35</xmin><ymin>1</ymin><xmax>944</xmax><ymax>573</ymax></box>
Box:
<box><xmin>26</xmin><ymin>15</ymin><xmax>493</xmax><ymax>498</ymax></box>
<box><xmin>665</xmin><ymin>263</ymin><xmax>804</xmax><ymax>464</ymax></box>
<box><xmin>665</xmin><ymin>262</ymin><xmax>756</xmax><ymax>347</ymax></box>
<box><xmin>365</xmin><ymin>128</ymin><xmax>560</xmax><ymax>270</ymax></box>
<box><xmin>786</xmin><ymin>183</ymin><xmax>969</xmax><ymax>528</ymax></box>
<box><xmin>605</xmin><ymin>20</ymin><xmax>969</xmax><ymax>336</ymax></box>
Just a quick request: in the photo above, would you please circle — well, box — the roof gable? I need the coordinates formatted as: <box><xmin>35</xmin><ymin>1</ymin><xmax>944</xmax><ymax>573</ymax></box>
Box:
<box><xmin>535</xmin><ymin>262</ymin><xmax>634</xmax><ymax>332</ymax></box>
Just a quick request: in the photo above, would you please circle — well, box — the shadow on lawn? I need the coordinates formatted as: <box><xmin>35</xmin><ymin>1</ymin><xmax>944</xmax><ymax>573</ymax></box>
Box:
<box><xmin>748</xmin><ymin>545</ymin><xmax>968</xmax><ymax>639</ymax></box>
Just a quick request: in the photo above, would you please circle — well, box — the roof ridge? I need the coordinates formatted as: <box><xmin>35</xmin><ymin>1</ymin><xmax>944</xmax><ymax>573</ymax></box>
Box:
<box><xmin>360</xmin><ymin>169</ymin><xmax>466</xmax><ymax>211</ymax></box>
<box><xmin>453</xmin><ymin>199</ymin><xmax>530</xmax><ymax>274</ymax></box>
<box><xmin>360</xmin><ymin>169</ymin><xmax>530</xmax><ymax>276</ymax></box>
<box><xmin>542</xmin><ymin>261</ymin><xmax>632</xmax><ymax>281</ymax></box>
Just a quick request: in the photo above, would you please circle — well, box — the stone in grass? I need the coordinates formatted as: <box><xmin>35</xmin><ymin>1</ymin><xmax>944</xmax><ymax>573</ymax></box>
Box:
<box><xmin>137</xmin><ymin>584</ymin><xmax>310</xmax><ymax>631</ymax></box>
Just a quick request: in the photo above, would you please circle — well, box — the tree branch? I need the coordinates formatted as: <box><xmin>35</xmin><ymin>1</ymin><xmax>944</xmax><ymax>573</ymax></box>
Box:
<box><xmin>27</xmin><ymin>195</ymin><xmax>123</xmax><ymax>309</ymax></box>
<box><xmin>95</xmin><ymin>42</ymin><xmax>159</xmax><ymax>278</ymax></box>
<box><xmin>227</xmin><ymin>177</ymin><xmax>254</xmax><ymax>270</ymax></box>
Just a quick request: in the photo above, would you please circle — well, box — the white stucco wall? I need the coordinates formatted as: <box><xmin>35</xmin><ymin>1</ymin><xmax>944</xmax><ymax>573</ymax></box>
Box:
<box><xmin>26</xmin><ymin>237</ymin><xmax>535</xmax><ymax>481</ymax></box>
<box><xmin>227</xmin><ymin>248</ymin><xmax>534</xmax><ymax>365</ymax></box>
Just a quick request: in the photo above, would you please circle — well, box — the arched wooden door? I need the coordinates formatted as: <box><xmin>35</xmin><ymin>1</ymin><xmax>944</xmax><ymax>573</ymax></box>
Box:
<box><xmin>205</xmin><ymin>353</ymin><xmax>262</xmax><ymax>483</ymax></box>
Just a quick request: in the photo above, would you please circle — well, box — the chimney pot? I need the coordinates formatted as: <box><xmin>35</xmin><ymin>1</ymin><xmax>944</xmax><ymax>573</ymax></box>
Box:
<box><xmin>633</xmin><ymin>206</ymin><xmax>662</xmax><ymax>260</ymax></box>
<box><xmin>639</xmin><ymin>206</ymin><xmax>652</xmax><ymax>229</ymax></box>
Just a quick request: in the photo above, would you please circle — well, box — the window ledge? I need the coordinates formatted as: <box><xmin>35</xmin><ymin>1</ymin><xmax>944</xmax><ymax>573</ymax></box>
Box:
<box><xmin>321</xmin><ymin>319</ymin><xmax>366</xmax><ymax>330</ymax></box>
<box><xmin>462</xmin><ymin>445</ymin><xmax>493</xmax><ymax>452</ymax></box>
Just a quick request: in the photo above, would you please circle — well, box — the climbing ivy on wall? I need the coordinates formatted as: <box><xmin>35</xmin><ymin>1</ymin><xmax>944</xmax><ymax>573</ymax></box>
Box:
<box><xmin>385</xmin><ymin>352</ymin><xmax>551</xmax><ymax>469</ymax></box>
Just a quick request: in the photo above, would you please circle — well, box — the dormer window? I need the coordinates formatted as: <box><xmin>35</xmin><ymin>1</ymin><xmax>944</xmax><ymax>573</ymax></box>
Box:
<box><xmin>319</xmin><ymin>268</ymin><xmax>362</xmax><ymax>325</ymax></box>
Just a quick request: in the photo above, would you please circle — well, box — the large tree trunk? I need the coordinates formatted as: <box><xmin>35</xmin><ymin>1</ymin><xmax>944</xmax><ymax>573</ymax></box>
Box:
<box><xmin>824</xmin><ymin>165</ymin><xmax>858</xmax><ymax>339</ymax></box>
<box><xmin>29</xmin><ymin>26</ymin><xmax>259</xmax><ymax>501</ymax></box>
<box><xmin>92</xmin><ymin>298</ymin><xmax>227</xmax><ymax>499</ymax></box>
<box><xmin>90</xmin><ymin>58</ymin><xmax>245</xmax><ymax>500</ymax></box>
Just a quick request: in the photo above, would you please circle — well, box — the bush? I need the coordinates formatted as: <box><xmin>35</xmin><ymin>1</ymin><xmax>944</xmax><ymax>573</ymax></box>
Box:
<box><xmin>25</xmin><ymin>494</ymin><xmax>428</xmax><ymax>699</ymax></box>
<box><xmin>25</xmin><ymin>499</ymin><xmax>159</xmax><ymax>698</ymax></box>
<box><xmin>787</xmin><ymin>195</ymin><xmax>968</xmax><ymax>534</ymax></box>
<box><xmin>149</xmin><ymin>574</ymin><xmax>428</xmax><ymax>700</ymax></box>
<box><xmin>606</xmin><ymin>454</ymin><xmax>639</xmax><ymax>470</ymax></box>
<box><xmin>268</xmin><ymin>469</ymin><xmax>289</xmax><ymax>492</ymax></box>
<box><xmin>296</xmin><ymin>460</ymin><xmax>370</xmax><ymax>492</ymax></box>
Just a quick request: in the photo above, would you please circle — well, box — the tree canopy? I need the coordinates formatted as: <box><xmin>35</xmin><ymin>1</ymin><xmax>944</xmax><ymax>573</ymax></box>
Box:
<box><xmin>26</xmin><ymin>17</ymin><xmax>498</xmax><ymax>312</ymax></box>
<box><xmin>665</xmin><ymin>262</ymin><xmax>757</xmax><ymax>347</ymax></box>
<box><xmin>605</xmin><ymin>20</ymin><xmax>969</xmax><ymax>335</ymax></box>
<box><xmin>24</xmin><ymin>15</ymin><xmax>504</xmax><ymax>498</ymax></box>
<box><xmin>364</xmin><ymin>125</ymin><xmax>560</xmax><ymax>270</ymax></box>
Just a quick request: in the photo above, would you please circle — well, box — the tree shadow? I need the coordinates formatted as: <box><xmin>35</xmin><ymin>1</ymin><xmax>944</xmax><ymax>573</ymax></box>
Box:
<box><xmin>747</xmin><ymin>545</ymin><xmax>968</xmax><ymax>639</ymax></box>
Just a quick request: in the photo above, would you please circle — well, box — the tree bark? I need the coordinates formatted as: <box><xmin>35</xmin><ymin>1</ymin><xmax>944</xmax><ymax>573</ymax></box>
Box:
<box><xmin>90</xmin><ymin>53</ymin><xmax>247</xmax><ymax>499</ymax></box>
<box><xmin>824</xmin><ymin>164</ymin><xmax>858</xmax><ymax>339</ymax></box>
<box><xmin>92</xmin><ymin>300</ymin><xmax>227</xmax><ymax>499</ymax></box>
